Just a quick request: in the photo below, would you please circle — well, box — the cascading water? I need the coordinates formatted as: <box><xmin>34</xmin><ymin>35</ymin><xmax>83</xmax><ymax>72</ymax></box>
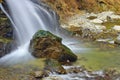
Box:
<box><xmin>0</xmin><ymin>0</ymin><xmax>85</xmax><ymax>65</ymax></box>
<box><xmin>0</xmin><ymin>0</ymin><xmax>62</xmax><ymax>64</ymax></box>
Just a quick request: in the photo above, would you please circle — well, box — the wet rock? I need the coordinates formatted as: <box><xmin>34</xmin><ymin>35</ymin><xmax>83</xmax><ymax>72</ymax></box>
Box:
<box><xmin>42</xmin><ymin>76</ymin><xmax>64</xmax><ymax>80</ymax></box>
<box><xmin>45</xmin><ymin>59</ymin><xmax>66</xmax><ymax>74</ymax></box>
<box><xmin>31</xmin><ymin>70</ymin><xmax>49</xmax><ymax>79</ymax></box>
<box><xmin>67</xmin><ymin>66</ymin><xmax>83</xmax><ymax>73</ymax></box>
<box><xmin>29</xmin><ymin>30</ymin><xmax>77</xmax><ymax>63</ymax></box>
<box><xmin>0</xmin><ymin>41</ymin><xmax>12</xmax><ymax>57</ymax></box>
<box><xmin>114</xmin><ymin>37</ymin><xmax>120</xmax><ymax>45</ymax></box>
<box><xmin>0</xmin><ymin>9</ymin><xmax>13</xmax><ymax>57</ymax></box>
<box><xmin>103</xmin><ymin>68</ymin><xmax>120</xmax><ymax>80</ymax></box>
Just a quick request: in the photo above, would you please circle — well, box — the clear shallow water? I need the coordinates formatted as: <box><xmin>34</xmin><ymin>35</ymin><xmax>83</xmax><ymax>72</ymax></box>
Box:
<box><xmin>75</xmin><ymin>49</ymin><xmax>120</xmax><ymax>71</ymax></box>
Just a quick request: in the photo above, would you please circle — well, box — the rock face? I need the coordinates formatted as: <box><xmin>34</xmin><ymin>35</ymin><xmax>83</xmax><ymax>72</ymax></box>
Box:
<box><xmin>0</xmin><ymin>39</ymin><xmax>13</xmax><ymax>57</ymax></box>
<box><xmin>0</xmin><ymin>0</ymin><xmax>2</xmax><ymax>3</ymax></box>
<box><xmin>41</xmin><ymin>0</ymin><xmax>120</xmax><ymax>20</ymax></box>
<box><xmin>41</xmin><ymin>0</ymin><xmax>81</xmax><ymax>21</ymax></box>
<box><xmin>0</xmin><ymin>6</ymin><xmax>13</xmax><ymax>57</ymax></box>
<box><xmin>29</xmin><ymin>30</ymin><xmax>77</xmax><ymax>63</ymax></box>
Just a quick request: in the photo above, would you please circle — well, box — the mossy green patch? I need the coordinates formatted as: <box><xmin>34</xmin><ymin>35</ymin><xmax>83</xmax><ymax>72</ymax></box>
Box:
<box><xmin>61</xmin><ymin>44</ymin><xmax>77</xmax><ymax>61</ymax></box>
<box><xmin>33</xmin><ymin>30</ymin><xmax>62</xmax><ymax>42</ymax></box>
<box><xmin>75</xmin><ymin>49</ymin><xmax>120</xmax><ymax>71</ymax></box>
<box><xmin>0</xmin><ymin>36</ymin><xmax>12</xmax><ymax>43</ymax></box>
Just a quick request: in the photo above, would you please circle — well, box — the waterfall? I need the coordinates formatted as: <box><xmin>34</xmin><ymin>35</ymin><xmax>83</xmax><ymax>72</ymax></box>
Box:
<box><xmin>0</xmin><ymin>0</ymin><xmax>61</xmax><ymax>65</ymax></box>
<box><xmin>0</xmin><ymin>0</ymin><xmax>84</xmax><ymax>65</ymax></box>
<box><xmin>4</xmin><ymin>0</ymin><xmax>61</xmax><ymax>46</ymax></box>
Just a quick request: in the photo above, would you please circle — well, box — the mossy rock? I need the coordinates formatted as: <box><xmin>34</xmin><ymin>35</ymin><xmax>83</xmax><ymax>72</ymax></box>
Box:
<box><xmin>29</xmin><ymin>30</ymin><xmax>77</xmax><ymax>63</ymax></box>
<box><xmin>33</xmin><ymin>30</ymin><xmax>62</xmax><ymax>42</ymax></box>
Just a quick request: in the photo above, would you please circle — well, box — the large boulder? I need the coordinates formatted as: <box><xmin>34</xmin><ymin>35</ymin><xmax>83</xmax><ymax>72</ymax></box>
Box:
<box><xmin>29</xmin><ymin>30</ymin><xmax>77</xmax><ymax>63</ymax></box>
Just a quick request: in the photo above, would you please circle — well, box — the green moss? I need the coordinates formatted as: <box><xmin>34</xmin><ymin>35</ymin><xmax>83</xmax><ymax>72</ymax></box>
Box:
<box><xmin>0</xmin><ymin>36</ymin><xmax>12</xmax><ymax>43</ymax></box>
<box><xmin>62</xmin><ymin>44</ymin><xmax>77</xmax><ymax>59</ymax></box>
<box><xmin>33</xmin><ymin>30</ymin><xmax>62</xmax><ymax>42</ymax></box>
<box><xmin>75</xmin><ymin>49</ymin><xmax>120</xmax><ymax>71</ymax></box>
<box><xmin>102</xmin><ymin>19</ymin><xmax>120</xmax><ymax>29</ymax></box>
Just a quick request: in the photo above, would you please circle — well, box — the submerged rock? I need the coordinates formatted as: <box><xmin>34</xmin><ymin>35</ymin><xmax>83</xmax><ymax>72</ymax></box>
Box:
<box><xmin>29</xmin><ymin>30</ymin><xmax>77</xmax><ymax>63</ymax></box>
<box><xmin>45</xmin><ymin>59</ymin><xmax>66</xmax><ymax>74</ymax></box>
<box><xmin>31</xmin><ymin>70</ymin><xmax>49</xmax><ymax>79</ymax></box>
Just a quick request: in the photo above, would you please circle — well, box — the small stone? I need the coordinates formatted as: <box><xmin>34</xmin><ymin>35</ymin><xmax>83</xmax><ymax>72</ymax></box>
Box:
<box><xmin>31</xmin><ymin>70</ymin><xmax>49</xmax><ymax>79</ymax></box>
<box><xmin>114</xmin><ymin>39</ymin><xmax>120</xmax><ymax>45</ymax></box>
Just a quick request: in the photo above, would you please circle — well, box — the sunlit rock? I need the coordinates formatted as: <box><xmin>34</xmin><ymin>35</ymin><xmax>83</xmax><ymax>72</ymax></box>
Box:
<box><xmin>90</xmin><ymin>19</ymin><xmax>103</xmax><ymax>24</ymax></box>
<box><xmin>113</xmin><ymin>25</ymin><xmax>120</xmax><ymax>32</ymax></box>
<box><xmin>45</xmin><ymin>59</ymin><xmax>66</xmax><ymax>74</ymax></box>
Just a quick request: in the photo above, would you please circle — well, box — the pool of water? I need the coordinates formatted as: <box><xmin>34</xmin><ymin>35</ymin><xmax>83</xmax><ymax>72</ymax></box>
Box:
<box><xmin>75</xmin><ymin>48</ymin><xmax>120</xmax><ymax>71</ymax></box>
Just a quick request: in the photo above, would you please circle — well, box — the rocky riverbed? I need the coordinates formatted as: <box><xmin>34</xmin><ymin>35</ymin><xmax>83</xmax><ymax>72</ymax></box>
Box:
<box><xmin>61</xmin><ymin>11</ymin><xmax>120</xmax><ymax>46</ymax></box>
<box><xmin>1</xmin><ymin>0</ymin><xmax>120</xmax><ymax>80</ymax></box>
